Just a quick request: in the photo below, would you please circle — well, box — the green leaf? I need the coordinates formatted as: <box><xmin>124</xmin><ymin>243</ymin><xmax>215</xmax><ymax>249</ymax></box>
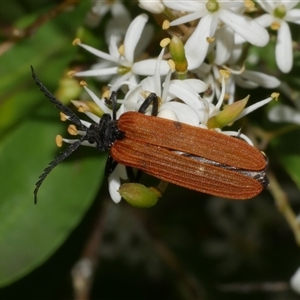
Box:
<box><xmin>0</xmin><ymin>104</ymin><xmax>105</xmax><ymax>287</ymax></box>
<box><xmin>0</xmin><ymin>0</ymin><xmax>91</xmax><ymax>137</ymax></box>
<box><xmin>0</xmin><ymin>1</ymin><xmax>109</xmax><ymax>287</ymax></box>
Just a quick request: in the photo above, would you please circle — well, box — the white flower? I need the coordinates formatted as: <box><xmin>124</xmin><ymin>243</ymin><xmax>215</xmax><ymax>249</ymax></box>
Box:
<box><xmin>86</xmin><ymin>0</ymin><xmax>131</xmax><ymax>43</ymax></box>
<box><xmin>291</xmin><ymin>266</ymin><xmax>300</xmax><ymax>294</ymax></box>
<box><xmin>194</xmin><ymin>61</ymin><xmax>280</xmax><ymax>105</ymax></box>
<box><xmin>123</xmin><ymin>49</ymin><xmax>208</xmax><ymax>126</ymax></box>
<box><xmin>163</xmin><ymin>0</ymin><xmax>269</xmax><ymax>69</ymax></box>
<box><xmin>255</xmin><ymin>0</ymin><xmax>300</xmax><ymax>73</ymax></box>
<box><xmin>74</xmin><ymin>14</ymin><xmax>169</xmax><ymax>90</ymax></box>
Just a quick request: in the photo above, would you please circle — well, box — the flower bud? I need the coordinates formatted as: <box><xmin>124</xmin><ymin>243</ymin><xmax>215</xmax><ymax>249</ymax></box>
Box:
<box><xmin>169</xmin><ymin>36</ymin><xmax>188</xmax><ymax>77</ymax></box>
<box><xmin>207</xmin><ymin>96</ymin><xmax>249</xmax><ymax>129</ymax></box>
<box><xmin>119</xmin><ymin>183</ymin><xmax>161</xmax><ymax>208</ymax></box>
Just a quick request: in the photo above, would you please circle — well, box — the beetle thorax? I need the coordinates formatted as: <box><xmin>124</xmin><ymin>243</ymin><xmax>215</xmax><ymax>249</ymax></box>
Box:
<box><xmin>85</xmin><ymin>113</ymin><xmax>124</xmax><ymax>151</ymax></box>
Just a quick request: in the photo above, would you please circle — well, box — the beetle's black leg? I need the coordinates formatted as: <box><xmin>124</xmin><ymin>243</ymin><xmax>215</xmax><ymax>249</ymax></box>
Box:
<box><xmin>105</xmin><ymin>154</ymin><xmax>118</xmax><ymax>176</ymax></box>
<box><xmin>125</xmin><ymin>167</ymin><xmax>143</xmax><ymax>182</ymax></box>
<box><xmin>110</xmin><ymin>91</ymin><xmax>118</xmax><ymax>121</ymax></box>
<box><xmin>138</xmin><ymin>93</ymin><xmax>159</xmax><ymax>116</ymax></box>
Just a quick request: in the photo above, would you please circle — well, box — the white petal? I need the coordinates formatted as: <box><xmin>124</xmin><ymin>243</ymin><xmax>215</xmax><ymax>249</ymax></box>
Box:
<box><xmin>241</xmin><ymin>70</ymin><xmax>281</xmax><ymax>88</ymax></box>
<box><xmin>227</xmin><ymin>42</ymin><xmax>243</xmax><ymax>64</ymax></box>
<box><xmin>160</xmin><ymin>102</ymin><xmax>200</xmax><ymax>126</ymax></box>
<box><xmin>139</xmin><ymin>76</ymin><xmax>157</xmax><ymax>94</ymax></box>
<box><xmin>162</xmin><ymin>0</ymin><xmax>204</xmax><ymax>12</ymax></box>
<box><xmin>215</xmin><ymin>26</ymin><xmax>234</xmax><ymax>65</ymax></box>
<box><xmin>285</xmin><ymin>1</ymin><xmax>300</xmax><ymax>11</ymax></box>
<box><xmin>124</xmin><ymin>14</ymin><xmax>148</xmax><ymax>63</ymax></box>
<box><xmin>290</xmin><ymin>267</ymin><xmax>300</xmax><ymax>294</ymax></box>
<box><xmin>139</xmin><ymin>0</ymin><xmax>165</xmax><ymax>14</ymax></box>
<box><xmin>168</xmin><ymin>80</ymin><xmax>208</xmax><ymax>117</ymax></box>
<box><xmin>276</xmin><ymin>21</ymin><xmax>293</xmax><ymax>73</ymax></box>
<box><xmin>105</xmin><ymin>3</ymin><xmax>131</xmax><ymax>43</ymax></box>
<box><xmin>256</xmin><ymin>1</ymin><xmax>274</xmax><ymax>13</ymax></box>
<box><xmin>78</xmin><ymin>43</ymin><xmax>118</xmax><ymax>63</ymax></box>
<box><xmin>268</xmin><ymin>105</ymin><xmax>300</xmax><ymax>124</ymax></box>
<box><xmin>220</xmin><ymin>9</ymin><xmax>269</xmax><ymax>46</ymax></box>
<box><xmin>134</xmin><ymin>24</ymin><xmax>154</xmax><ymax>57</ymax></box>
<box><xmin>255</xmin><ymin>14</ymin><xmax>273</xmax><ymax>28</ymax></box>
<box><xmin>108</xmin><ymin>171</ymin><xmax>122</xmax><ymax>204</ymax></box>
<box><xmin>123</xmin><ymin>84</ymin><xmax>144</xmax><ymax>111</ymax></box>
<box><xmin>185</xmin><ymin>14</ymin><xmax>214</xmax><ymax>70</ymax></box>
<box><xmin>157</xmin><ymin>108</ymin><xmax>178</xmax><ymax>121</ymax></box>
<box><xmin>132</xmin><ymin>59</ymin><xmax>169</xmax><ymax>76</ymax></box>
<box><xmin>237</xmin><ymin>97</ymin><xmax>273</xmax><ymax>120</ymax></box>
<box><xmin>169</xmin><ymin>9</ymin><xmax>206</xmax><ymax>26</ymax></box>
<box><xmin>181</xmin><ymin>78</ymin><xmax>208</xmax><ymax>93</ymax></box>
<box><xmin>286</xmin><ymin>9</ymin><xmax>300</xmax><ymax>24</ymax></box>
<box><xmin>82</xmin><ymin>86</ymin><xmax>111</xmax><ymax>114</ymax></box>
<box><xmin>108</xmin><ymin>35</ymin><xmax>122</xmax><ymax>58</ymax></box>
<box><xmin>75</xmin><ymin>66</ymin><xmax>118</xmax><ymax>77</ymax></box>
<box><xmin>109</xmin><ymin>72</ymin><xmax>133</xmax><ymax>91</ymax></box>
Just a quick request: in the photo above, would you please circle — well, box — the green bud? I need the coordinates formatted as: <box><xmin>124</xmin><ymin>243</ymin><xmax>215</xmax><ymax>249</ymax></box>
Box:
<box><xmin>273</xmin><ymin>5</ymin><xmax>286</xmax><ymax>19</ymax></box>
<box><xmin>207</xmin><ymin>95</ymin><xmax>249</xmax><ymax>129</ymax></box>
<box><xmin>119</xmin><ymin>183</ymin><xmax>161</xmax><ymax>208</ymax></box>
<box><xmin>169</xmin><ymin>36</ymin><xmax>188</xmax><ymax>76</ymax></box>
<box><xmin>206</xmin><ymin>0</ymin><xmax>219</xmax><ymax>13</ymax></box>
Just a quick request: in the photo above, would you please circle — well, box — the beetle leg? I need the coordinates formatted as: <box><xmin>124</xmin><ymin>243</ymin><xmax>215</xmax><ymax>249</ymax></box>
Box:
<box><xmin>105</xmin><ymin>154</ymin><xmax>118</xmax><ymax>176</ymax></box>
<box><xmin>138</xmin><ymin>93</ymin><xmax>159</xmax><ymax>116</ymax></box>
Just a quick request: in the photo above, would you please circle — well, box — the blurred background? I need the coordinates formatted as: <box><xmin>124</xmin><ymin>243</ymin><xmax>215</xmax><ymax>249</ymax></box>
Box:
<box><xmin>0</xmin><ymin>1</ymin><xmax>300</xmax><ymax>299</ymax></box>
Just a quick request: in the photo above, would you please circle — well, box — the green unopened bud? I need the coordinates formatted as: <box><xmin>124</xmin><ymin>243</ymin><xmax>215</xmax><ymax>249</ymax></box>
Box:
<box><xmin>273</xmin><ymin>5</ymin><xmax>286</xmax><ymax>19</ymax></box>
<box><xmin>207</xmin><ymin>95</ymin><xmax>249</xmax><ymax>129</ymax></box>
<box><xmin>56</xmin><ymin>76</ymin><xmax>81</xmax><ymax>104</ymax></box>
<box><xmin>119</xmin><ymin>183</ymin><xmax>161</xmax><ymax>208</ymax></box>
<box><xmin>169</xmin><ymin>36</ymin><xmax>188</xmax><ymax>78</ymax></box>
<box><xmin>206</xmin><ymin>0</ymin><xmax>219</xmax><ymax>12</ymax></box>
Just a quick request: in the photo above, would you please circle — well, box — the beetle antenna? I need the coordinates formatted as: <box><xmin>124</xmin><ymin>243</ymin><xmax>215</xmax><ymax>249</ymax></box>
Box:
<box><xmin>30</xmin><ymin>65</ymin><xmax>86</xmax><ymax>131</ymax></box>
<box><xmin>34</xmin><ymin>139</ymin><xmax>83</xmax><ymax>204</ymax></box>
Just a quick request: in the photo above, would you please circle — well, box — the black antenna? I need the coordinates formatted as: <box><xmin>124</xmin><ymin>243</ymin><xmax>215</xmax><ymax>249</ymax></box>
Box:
<box><xmin>33</xmin><ymin>139</ymin><xmax>83</xmax><ymax>204</ymax></box>
<box><xmin>31</xmin><ymin>66</ymin><xmax>87</xmax><ymax>204</ymax></box>
<box><xmin>31</xmin><ymin>65</ymin><xmax>86</xmax><ymax>131</ymax></box>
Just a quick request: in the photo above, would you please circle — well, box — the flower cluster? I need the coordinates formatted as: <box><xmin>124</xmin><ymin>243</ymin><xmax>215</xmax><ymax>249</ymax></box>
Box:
<box><xmin>61</xmin><ymin>0</ymin><xmax>286</xmax><ymax>205</ymax></box>
<box><xmin>51</xmin><ymin>0</ymin><xmax>300</xmax><ymax>293</ymax></box>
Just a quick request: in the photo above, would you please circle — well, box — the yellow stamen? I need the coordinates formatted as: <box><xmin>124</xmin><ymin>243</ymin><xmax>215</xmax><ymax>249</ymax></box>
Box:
<box><xmin>244</xmin><ymin>0</ymin><xmax>255</xmax><ymax>9</ymax></box>
<box><xmin>271</xmin><ymin>21</ymin><xmax>281</xmax><ymax>30</ymax></box>
<box><xmin>78</xmin><ymin>106</ymin><xmax>86</xmax><ymax>113</ymax></box>
<box><xmin>167</xmin><ymin>59</ymin><xmax>176</xmax><ymax>72</ymax></box>
<box><xmin>219</xmin><ymin>69</ymin><xmax>231</xmax><ymax>79</ymax></box>
<box><xmin>56</xmin><ymin>135</ymin><xmax>63</xmax><ymax>147</ymax></box>
<box><xmin>162</xmin><ymin>20</ymin><xmax>170</xmax><ymax>30</ymax></box>
<box><xmin>68</xmin><ymin>125</ymin><xmax>78</xmax><ymax>135</ymax></box>
<box><xmin>67</xmin><ymin>71</ymin><xmax>76</xmax><ymax>78</ymax></box>
<box><xmin>72</xmin><ymin>38</ymin><xmax>81</xmax><ymax>46</ymax></box>
<box><xmin>118</xmin><ymin>44</ymin><xmax>125</xmax><ymax>56</ymax></box>
<box><xmin>79</xmin><ymin>80</ymin><xmax>87</xmax><ymax>87</ymax></box>
<box><xmin>102</xmin><ymin>90</ymin><xmax>111</xmax><ymax>100</ymax></box>
<box><xmin>271</xmin><ymin>92</ymin><xmax>280</xmax><ymax>100</ymax></box>
<box><xmin>160</xmin><ymin>38</ymin><xmax>171</xmax><ymax>48</ymax></box>
<box><xmin>206</xmin><ymin>36</ymin><xmax>215</xmax><ymax>43</ymax></box>
<box><xmin>60</xmin><ymin>112</ymin><xmax>68</xmax><ymax>122</ymax></box>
